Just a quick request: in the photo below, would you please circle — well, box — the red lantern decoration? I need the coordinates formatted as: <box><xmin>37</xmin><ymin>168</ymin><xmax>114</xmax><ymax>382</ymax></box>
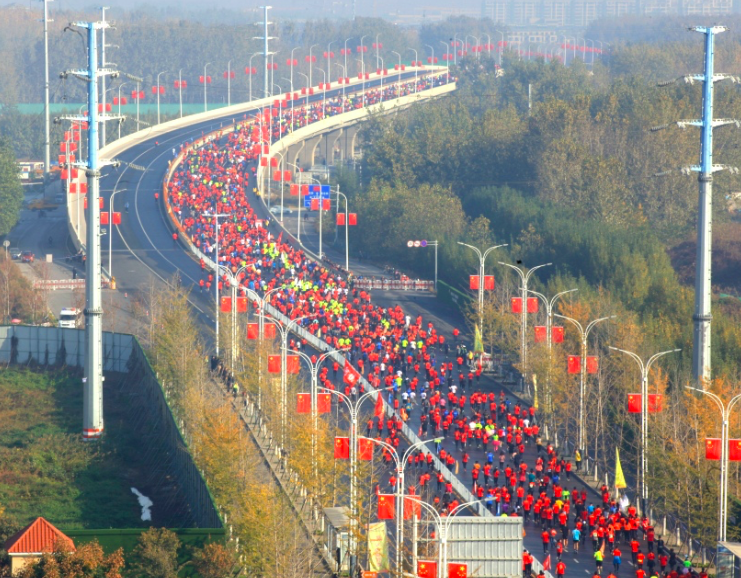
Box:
<box><xmin>706</xmin><ymin>438</ymin><xmax>721</xmax><ymax>460</ymax></box>
<box><xmin>552</xmin><ymin>326</ymin><xmax>564</xmax><ymax>343</ymax></box>
<box><xmin>334</xmin><ymin>436</ymin><xmax>350</xmax><ymax>459</ymax></box>
<box><xmin>567</xmin><ymin>355</ymin><xmax>580</xmax><ymax>374</ymax></box>
<box><xmin>220</xmin><ymin>296</ymin><xmax>232</xmax><ymax>312</ymax></box>
<box><xmin>377</xmin><ymin>494</ymin><xmax>395</xmax><ymax>519</ymax></box>
<box><xmin>267</xmin><ymin>355</ymin><xmax>281</xmax><ymax>374</ymax></box>
<box><xmin>297</xmin><ymin>393</ymin><xmax>311</xmax><ymax>414</ymax></box>
<box><xmin>534</xmin><ymin>326</ymin><xmax>546</xmax><ymax>343</ymax></box>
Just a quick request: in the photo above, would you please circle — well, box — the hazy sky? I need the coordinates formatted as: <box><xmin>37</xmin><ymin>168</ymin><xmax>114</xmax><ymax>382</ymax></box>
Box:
<box><xmin>4</xmin><ymin>0</ymin><xmax>480</xmax><ymax>23</ymax></box>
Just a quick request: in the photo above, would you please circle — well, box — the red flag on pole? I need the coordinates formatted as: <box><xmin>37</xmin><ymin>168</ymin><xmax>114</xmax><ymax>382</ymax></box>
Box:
<box><xmin>377</xmin><ymin>494</ymin><xmax>395</xmax><ymax>519</ymax></box>
<box><xmin>706</xmin><ymin>438</ymin><xmax>721</xmax><ymax>460</ymax></box>
<box><xmin>220</xmin><ymin>296</ymin><xmax>232</xmax><ymax>312</ymax></box>
<box><xmin>358</xmin><ymin>438</ymin><xmax>373</xmax><ymax>460</ymax></box>
<box><xmin>296</xmin><ymin>393</ymin><xmax>310</xmax><ymax>414</ymax></box>
<box><xmin>403</xmin><ymin>494</ymin><xmax>422</xmax><ymax>520</ymax></box>
<box><xmin>418</xmin><ymin>561</ymin><xmax>438</xmax><ymax>578</ymax></box>
<box><xmin>448</xmin><ymin>563</ymin><xmax>468</xmax><ymax>578</ymax></box>
<box><xmin>534</xmin><ymin>326</ymin><xmax>546</xmax><ymax>343</ymax></box>
<box><xmin>334</xmin><ymin>436</ymin><xmax>350</xmax><ymax>459</ymax></box>
<box><xmin>543</xmin><ymin>555</ymin><xmax>552</xmax><ymax>571</ymax></box>
<box><xmin>374</xmin><ymin>393</ymin><xmax>384</xmax><ymax>418</ymax></box>
<box><xmin>343</xmin><ymin>360</ymin><xmax>361</xmax><ymax>386</ymax></box>
<box><xmin>627</xmin><ymin>394</ymin><xmax>641</xmax><ymax>413</ymax></box>
<box><xmin>247</xmin><ymin>323</ymin><xmax>259</xmax><ymax>339</ymax></box>
<box><xmin>567</xmin><ymin>355</ymin><xmax>580</xmax><ymax>374</ymax></box>
<box><xmin>267</xmin><ymin>355</ymin><xmax>281</xmax><ymax>373</ymax></box>
<box><xmin>317</xmin><ymin>393</ymin><xmax>332</xmax><ymax>413</ymax></box>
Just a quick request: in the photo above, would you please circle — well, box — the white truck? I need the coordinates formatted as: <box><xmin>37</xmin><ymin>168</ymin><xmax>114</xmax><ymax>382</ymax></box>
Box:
<box><xmin>58</xmin><ymin>307</ymin><xmax>82</xmax><ymax>329</ymax></box>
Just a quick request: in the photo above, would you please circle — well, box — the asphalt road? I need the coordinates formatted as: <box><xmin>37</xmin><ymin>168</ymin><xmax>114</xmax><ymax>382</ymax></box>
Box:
<box><xmin>99</xmin><ymin>78</ymin><xmax>655</xmax><ymax>578</ymax></box>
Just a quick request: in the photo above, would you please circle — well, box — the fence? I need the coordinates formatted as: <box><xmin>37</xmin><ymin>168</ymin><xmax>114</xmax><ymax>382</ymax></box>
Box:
<box><xmin>0</xmin><ymin>325</ymin><xmax>222</xmax><ymax>530</ymax></box>
<box><xmin>352</xmin><ymin>278</ymin><xmax>435</xmax><ymax>292</ymax></box>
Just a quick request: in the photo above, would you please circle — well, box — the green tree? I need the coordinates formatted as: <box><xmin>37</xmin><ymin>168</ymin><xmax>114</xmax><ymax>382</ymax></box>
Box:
<box><xmin>131</xmin><ymin>528</ymin><xmax>181</xmax><ymax>578</ymax></box>
<box><xmin>0</xmin><ymin>136</ymin><xmax>22</xmax><ymax>237</ymax></box>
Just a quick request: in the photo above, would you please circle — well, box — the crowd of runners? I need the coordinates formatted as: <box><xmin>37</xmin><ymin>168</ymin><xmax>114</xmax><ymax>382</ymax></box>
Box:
<box><xmin>170</xmin><ymin>72</ymin><xmax>699</xmax><ymax>578</ymax></box>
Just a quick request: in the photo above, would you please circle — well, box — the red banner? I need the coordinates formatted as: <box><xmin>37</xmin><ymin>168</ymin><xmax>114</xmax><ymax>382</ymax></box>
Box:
<box><xmin>511</xmin><ymin>297</ymin><xmax>522</xmax><ymax>314</ymax></box>
<box><xmin>267</xmin><ymin>355</ymin><xmax>281</xmax><ymax>374</ymax></box>
<box><xmin>706</xmin><ymin>438</ymin><xmax>721</xmax><ymax>460</ymax></box>
<box><xmin>286</xmin><ymin>355</ymin><xmax>300</xmax><ymax>374</ymax></box>
<box><xmin>220</xmin><ymin>296</ymin><xmax>231</xmax><ymax>312</ymax></box>
<box><xmin>730</xmin><ymin>439</ymin><xmax>741</xmax><ymax>461</ymax></box>
<box><xmin>567</xmin><ymin>355</ymin><xmax>580</xmax><ymax>374</ymax></box>
<box><xmin>448</xmin><ymin>563</ymin><xmax>468</xmax><ymax>578</ymax></box>
<box><xmin>358</xmin><ymin>438</ymin><xmax>373</xmax><ymax>460</ymax></box>
<box><xmin>377</xmin><ymin>494</ymin><xmax>395</xmax><ymax>519</ymax></box>
<box><xmin>348</xmin><ymin>213</ymin><xmax>357</xmax><ymax>226</ymax></box>
<box><xmin>469</xmin><ymin>275</ymin><xmax>479</xmax><ymax>291</ymax></box>
<box><xmin>586</xmin><ymin>356</ymin><xmax>599</xmax><ymax>374</ymax></box>
<box><xmin>297</xmin><ymin>393</ymin><xmax>310</xmax><ymax>414</ymax></box>
<box><xmin>527</xmin><ymin>297</ymin><xmax>539</xmax><ymax>313</ymax></box>
<box><xmin>552</xmin><ymin>326</ymin><xmax>564</xmax><ymax>343</ymax></box>
<box><xmin>534</xmin><ymin>326</ymin><xmax>546</xmax><ymax>343</ymax></box>
<box><xmin>418</xmin><ymin>561</ymin><xmax>438</xmax><ymax>578</ymax></box>
<box><xmin>334</xmin><ymin>436</ymin><xmax>350</xmax><ymax>459</ymax></box>
<box><xmin>627</xmin><ymin>394</ymin><xmax>641</xmax><ymax>413</ymax></box>
<box><xmin>403</xmin><ymin>494</ymin><xmax>421</xmax><ymax>520</ymax></box>
<box><xmin>317</xmin><ymin>392</ymin><xmax>332</xmax><ymax>413</ymax></box>
<box><xmin>247</xmin><ymin>323</ymin><xmax>259</xmax><ymax>339</ymax></box>
<box><xmin>264</xmin><ymin>324</ymin><xmax>276</xmax><ymax>339</ymax></box>
<box><xmin>236</xmin><ymin>296</ymin><xmax>248</xmax><ymax>313</ymax></box>
<box><xmin>483</xmin><ymin>275</ymin><xmax>495</xmax><ymax>291</ymax></box>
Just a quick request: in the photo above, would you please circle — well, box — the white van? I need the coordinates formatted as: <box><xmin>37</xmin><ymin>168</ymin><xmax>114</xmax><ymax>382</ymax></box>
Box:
<box><xmin>59</xmin><ymin>308</ymin><xmax>82</xmax><ymax>329</ymax></box>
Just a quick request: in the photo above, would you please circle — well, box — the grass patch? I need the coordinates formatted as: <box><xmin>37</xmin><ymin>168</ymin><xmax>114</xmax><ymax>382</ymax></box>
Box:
<box><xmin>0</xmin><ymin>368</ymin><xmax>145</xmax><ymax>529</ymax></box>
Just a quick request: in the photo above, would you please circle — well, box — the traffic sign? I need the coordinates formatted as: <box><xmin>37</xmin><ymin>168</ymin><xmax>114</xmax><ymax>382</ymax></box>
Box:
<box><xmin>420</xmin><ymin>240</ymin><xmax>428</xmax><ymax>247</ymax></box>
<box><xmin>414</xmin><ymin>240</ymin><xmax>421</xmax><ymax>247</ymax></box>
<box><xmin>407</xmin><ymin>239</ymin><xmax>429</xmax><ymax>248</ymax></box>
<box><xmin>407</xmin><ymin>240</ymin><xmax>414</xmax><ymax>247</ymax></box>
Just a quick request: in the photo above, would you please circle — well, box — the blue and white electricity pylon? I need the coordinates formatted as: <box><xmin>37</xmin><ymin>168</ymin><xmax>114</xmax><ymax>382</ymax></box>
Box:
<box><xmin>59</xmin><ymin>20</ymin><xmax>121</xmax><ymax>440</ymax></box>
<box><xmin>653</xmin><ymin>26</ymin><xmax>739</xmax><ymax>387</ymax></box>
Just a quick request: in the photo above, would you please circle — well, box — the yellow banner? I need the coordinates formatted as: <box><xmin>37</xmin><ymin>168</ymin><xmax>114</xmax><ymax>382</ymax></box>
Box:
<box><xmin>614</xmin><ymin>448</ymin><xmax>627</xmax><ymax>489</ymax></box>
<box><xmin>367</xmin><ymin>522</ymin><xmax>390</xmax><ymax>573</ymax></box>
<box><xmin>474</xmin><ymin>324</ymin><xmax>484</xmax><ymax>353</ymax></box>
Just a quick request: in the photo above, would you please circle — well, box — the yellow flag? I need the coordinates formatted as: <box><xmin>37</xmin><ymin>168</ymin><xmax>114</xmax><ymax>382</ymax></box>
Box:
<box><xmin>474</xmin><ymin>324</ymin><xmax>484</xmax><ymax>353</ymax></box>
<box><xmin>367</xmin><ymin>522</ymin><xmax>390</xmax><ymax>572</ymax></box>
<box><xmin>614</xmin><ymin>448</ymin><xmax>627</xmax><ymax>489</ymax></box>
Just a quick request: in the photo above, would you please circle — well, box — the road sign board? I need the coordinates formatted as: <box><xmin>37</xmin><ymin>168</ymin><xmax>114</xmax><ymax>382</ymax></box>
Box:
<box><xmin>420</xmin><ymin>240</ymin><xmax>428</xmax><ymax>247</ymax></box>
<box><xmin>407</xmin><ymin>240</ymin><xmax>414</xmax><ymax>247</ymax></box>
<box><xmin>414</xmin><ymin>240</ymin><xmax>421</xmax><ymax>247</ymax></box>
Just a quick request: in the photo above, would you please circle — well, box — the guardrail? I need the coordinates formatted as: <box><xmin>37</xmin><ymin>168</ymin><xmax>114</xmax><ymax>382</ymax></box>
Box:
<box><xmin>352</xmin><ymin>278</ymin><xmax>435</xmax><ymax>291</ymax></box>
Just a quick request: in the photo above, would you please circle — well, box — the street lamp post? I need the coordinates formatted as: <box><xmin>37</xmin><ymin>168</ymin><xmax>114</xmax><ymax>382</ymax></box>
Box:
<box><xmin>294</xmin><ymin>348</ymin><xmax>345</xmax><ymax>482</ymax></box>
<box><xmin>107</xmin><ymin>187</ymin><xmax>127</xmax><ymax>279</ymax></box>
<box><xmin>610</xmin><ymin>347</ymin><xmax>680</xmax><ymax>517</ymax></box>
<box><xmin>309</xmin><ymin>44</ymin><xmax>318</xmax><ymax>87</ymax></box>
<box><xmin>457</xmin><ymin>242</ymin><xmax>508</xmax><ymax>332</ymax></box>
<box><xmin>360</xmin><ymin>436</ymin><xmax>435</xmax><ymax>575</ymax></box>
<box><xmin>177</xmin><ymin>69</ymin><xmax>184</xmax><ymax>118</ymax></box>
<box><xmin>498</xmin><ymin>262</ymin><xmax>551</xmax><ymax>380</ymax></box>
<box><xmin>409</xmin><ymin>49</ymin><xmax>418</xmax><ymax>92</ymax></box>
<box><xmin>203</xmin><ymin>61</ymin><xmax>212</xmax><ymax>112</ymax></box>
<box><xmin>375</xmin><ymin>33</ymin><xmax>381</xmax><ymax>69</ymax></box>
<box><xmin>553</xmin><ymin>313</ymin><xmax>615</xmax><ymax>463</ymax></box>
<box><xmin>316</xmin><ymin>68</ymin><xmax>327</xmax><ymax>119</ymax></box>
<box><xmin>343</xmin><ymin>37</ymin><xmax>353</xmax><ymax>79</ymax></box>
<box><xmin>226</xmin><ymin>60</ymin><xmax>232</xmax><ymax>106</ymax></box>
<box><xmin>297</xmin><ymin>72</ymin><xmax>310</xmax><ymax>126</ymax></box>
<box><xmin>116</xmin><ymin>82</ymin><xmax>128</xmax><ymax>139</ymax></box>
<box><xmin>156</xmin><ymin>71</ymin><xmax>167</xmax><ymax>125</ymax></box>
<box><xmin>439</xmin><ymin>41</ymin><xmax>450</xmax><ymax>83</ymax></box>
<box><xmin>526</xmin><ymin>288</ymin><xmax>577</xmax><ymax>432</ymax></box>
<box><xmin>249</xmin><ymin>52</ymin><xmax>260</xmax><ymax>102</ymax></box>
<box><xmin>203</xmin><ymin>211</ymin><xmax>228</xmax><ymax>358</ymax></box>
<box><xmin>326</xmin><ymin>41</ymin><xmax>334</xmax><ymax>83</ymax></box>
<box><xmin>265</xmin><ymin>313</ymin><xmax>314</xmax><ymax>449</ymax></box>
<box><xmin>335</xmin><ymin>64</ymin><xmax>346</xmax><ymax>112</ymax></box>
<box><xmin>335</xmin><ymin>188</ymin><xmax>351</xmax><ymax>270</ymax></box>
<box><xmin>685</xmin><ymin>386</ymin><xmax>741</xmax><ymax>541</ymax></box>
<box><xmin>320</xmin><ymin>386</ymin><xmax>394</xmax><ymax>578</ymax></box>
<box><xmin>392</xmin><ymin>51</ymin><xmax>402</xmax><ymax>95</ymax></box>
<box><xmin>497</xmin><ymin>31</ymin><xmax>505</xmax><ymax>66</ymax></box>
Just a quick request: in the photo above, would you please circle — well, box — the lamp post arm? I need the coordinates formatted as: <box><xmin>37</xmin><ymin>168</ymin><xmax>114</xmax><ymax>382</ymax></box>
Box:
<box><xmin>457</xmin><ymin>241</ymin><xmax>482</xmax><ymax>261</ymax></box>
<box><xmin>585</xmin><ymin>315</ymin><xmax>616</xmax><ymax>338</ymax></box>
<box><xmin>482</xmin><ymin>243</ymin><xmax>508</xmax><ymax>261</ymax></box>
<box><xmin>646</xmin><ymin>349</ymin><xmax>681</xmax><ymax>373</ymax></box>
<box><xmin>359</xmin><ymin>435</ymin><xmax>400</xmax><ymax>470</ymax></box>
<box><xmin>553</xmin><ymin>313</ymin><xmax>584</xmax><ymax>337</ymax></box>
<box><xmin>319</xmin><ymin>385</ymin><xmax>353</xmax><ymax>414</ymax></box>
<box><xmin>402</xmin><ymin>439</ymin><xmax>437</xmax><ymax>469</ymax></box>
<box><xmin>608</xmin><ymin>346</ymin><xmax>645</xmax><ymax>375</ymax></box>
<box><xmin>525</xmin><ymin>262</ymin><xmax>552</xmax><ymax>283</ymax></box>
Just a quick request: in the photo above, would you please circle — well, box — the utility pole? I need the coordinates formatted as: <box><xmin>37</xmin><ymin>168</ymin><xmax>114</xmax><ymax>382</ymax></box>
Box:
<box><xmin>654</xmin><ymin>26</ymin><xmax>739</xmax><ymax>386</ymax></box>
<box><xmin>62</xmin><ymin>19</ymin><xmax>118</xmax><ymax>440</ymax></box>
<box><xmin>254</xmin><ymin>6</ymin><xmax>276</xmax><ymax>99</ymax></box>
<box><xmin>42</xmin><ymin>0</ymin><xmax>53</xmax><ymax>180</ymax></box>
<box><xmin>204</xmin><ymin>212</ymin><xmax>228</xmax><ymax>359</ymax></box>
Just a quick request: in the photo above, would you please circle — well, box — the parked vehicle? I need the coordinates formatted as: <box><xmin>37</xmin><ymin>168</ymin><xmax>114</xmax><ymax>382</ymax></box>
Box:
<box><xmin>58</xmin><ymin>308</ymin><xmax>82</xmax><ymax>329</ymax></box>
<box><xmin>9</xmin><ymin>247</ymin><xmax>21</xmax><ymax>260</ymax></box>
<box><xmin>21</xmin><ymin>251</ymin><xmax>35</xmax><ymax>263</ymax></box>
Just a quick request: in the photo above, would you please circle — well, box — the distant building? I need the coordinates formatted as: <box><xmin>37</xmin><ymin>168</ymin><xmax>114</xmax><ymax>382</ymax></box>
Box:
<box><xmin>3</xmin><ymin>517</ymin><xmax>75</xmax><ymax>575</ymax></box>
<box><xmin>481</xmin><ymin>0</ymin><xmax>735</xmax><ymax>28</ymax></box>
